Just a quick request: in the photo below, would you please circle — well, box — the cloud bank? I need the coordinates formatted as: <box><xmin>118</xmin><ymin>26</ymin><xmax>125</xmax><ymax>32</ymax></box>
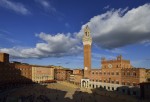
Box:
<box><xmin>0</xmin><ymin>33</ymin><xmax>82</xmax><ymax>58</ymax></box>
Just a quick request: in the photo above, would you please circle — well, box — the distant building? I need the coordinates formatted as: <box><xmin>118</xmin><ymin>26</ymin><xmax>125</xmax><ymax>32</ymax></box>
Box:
<box><xmin>0</xmin><ymin>53</ymin><xmax>33</xmax><ymax>90</ymax></box>
<box><xmin>49</xmin><ymin>65</ymin><xmax>64</xmax><ymax>69</ymax></box>
<box><xmin>0</xmin><ymin>52</ymin><xmax>9</xmax><ymax>63</ymax></box>
<box><xmin>54</xmin><ymin>69</ymin><xmax>72</xmax><ymax>81</ymax></box>
<box><xmin>32</xmin><ymin>66</ymin><xmax>54</xmax><ymax>83</ymax></box>
<box><xmin>70</xmin><ymin>69</ymin><xmax>83</xmax><ymax>85</ymax></box>
<box><xmin>13</xmin><ymin>63</ymin><xmax>32</xmax><ymax>82</ymax></box>
<box><xmin>146</xmin><ymin>69</ymin><xmax>150</xmax><ymax>82</ymax></box>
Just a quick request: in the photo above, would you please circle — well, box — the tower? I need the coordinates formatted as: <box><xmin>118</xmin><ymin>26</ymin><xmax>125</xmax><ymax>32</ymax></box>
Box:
<box><xmin>82</xmin><ymin>25</ymin><xmax>92</xmax><ymax>78</ymax></box>
<box><xmin>0</xmin><ymin>52</ymin><xmax>9</xmax><ymax>63</ymax></box>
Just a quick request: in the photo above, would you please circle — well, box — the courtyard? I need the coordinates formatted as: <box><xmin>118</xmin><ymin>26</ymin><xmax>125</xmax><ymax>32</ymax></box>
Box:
<box><xmin>0</xmin><ymin>82</ymin><xmax>148</xmax><ymax>102</ymax></box>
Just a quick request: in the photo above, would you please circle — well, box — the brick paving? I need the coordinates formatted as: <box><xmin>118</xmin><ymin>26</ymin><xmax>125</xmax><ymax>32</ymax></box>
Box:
<box><xmin>0</xmin><ymin>82</ymin><xmax>149</xmax><ymax>102</ymax></box>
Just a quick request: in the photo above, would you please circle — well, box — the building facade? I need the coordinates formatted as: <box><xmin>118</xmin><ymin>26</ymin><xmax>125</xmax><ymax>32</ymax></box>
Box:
<box><xmin>13</xmin><ymin>62</ymin><xmax>32</xmax><ymax>82</ymax></box>
<box><xmin>70</xmin><ymin>69</ymin><xmax>83</xmax><ymax>85</ymax></box>
<box><xmin>0</xmin><ymin>53</ymin><xmax>33</xmax><ymax>90</ymax></box>
<box><xmin>32</xmin><ymin>66</ymin><xmax>54</xmax><ymax>83</ymax></box>
<box><xmin>146</xmin><ymin>69</ymin><xmax>150</xmax><ymax>82</ymax></box>
<box><xmin>54</xmin><ymin>69</ymin><xmax>72</xmax><ymax>81</ymax></box>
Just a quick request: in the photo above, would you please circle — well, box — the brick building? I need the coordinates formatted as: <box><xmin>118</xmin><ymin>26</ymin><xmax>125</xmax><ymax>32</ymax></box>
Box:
<box><xmin>0</xmin><ymin>53</ymin><xmax>33</xmax><ymax>90</ymax></box>
<box><xmin>54</xmin><ymin>69</ymin><xmax>73</xmax><ymax>81</ymax></box>
<box><xmin>32</xmin><ymin>65</ymin><xmax>54</xmax><ymax>83</ymax></box>
<box><xmin>81</xmin><ymin>26</ymin><xmax>147</xmax><ymax>96</ymax></box>
<box><xmin>146</xmin><ymin>69</ymin><xmax>150</xmax><ymax>82</ymax></box>
<box><xmin>0</xmin><ymin>52</ymin><xmax>9</xmax><ymax>63</ymax></box>
<box><xmin>12</xmin><ymin>62</ymin><xmax>32</xmax><ymax>82</ymax></box>
<box><xmin>70</xmin><ymin>69</ymin><xmax>83</xmax><ymax>85</ymax></box>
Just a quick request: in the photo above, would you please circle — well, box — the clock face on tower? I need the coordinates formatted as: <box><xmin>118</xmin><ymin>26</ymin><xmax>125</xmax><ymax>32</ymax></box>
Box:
<box><xmin>108</xmin><ymin>64</ymin><xmax>112</xmax><ymax>68</ymax></box>
<box><xmin>85</xmin><ymin>67</ymin><xmax>88</xmax><ymax>70</ymax></box>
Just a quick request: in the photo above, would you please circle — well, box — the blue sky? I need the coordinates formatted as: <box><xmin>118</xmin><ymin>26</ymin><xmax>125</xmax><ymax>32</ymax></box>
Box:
<box><xmin>0</xmin><ymin>0</ymin><xmax>150</xmax><ymax>69</ymax></box>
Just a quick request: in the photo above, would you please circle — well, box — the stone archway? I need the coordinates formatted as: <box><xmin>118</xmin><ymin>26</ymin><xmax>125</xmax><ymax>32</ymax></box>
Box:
<box><xmin>81</xmin><ymin>79</ymin><xmax>90</xmax><ymax>88</ymax></box>
<box><xmin>82</xmin><ymin>80</ymin><xmax>86</xmax><ymax>87</ymax></box>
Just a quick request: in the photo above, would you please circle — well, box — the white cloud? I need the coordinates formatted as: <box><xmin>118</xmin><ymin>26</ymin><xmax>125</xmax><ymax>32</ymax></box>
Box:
<box><xmin>0</xmin><ymin>33</ymin><xmax>82</xmax><ymax>58</ymax></box>
<box><xmin>1</xmin><ymin>3</ymin><xmax>150</xmax><ymax>59</ymax></box>
<box><xmin>35</xmin><ymin>0</ymin><xmax>56</xmax><ymax>12</ymax></box>
<box><xmin>0</xmin><ymin>0</ymin><xmax>30</xmax><ymax>15</ymax></box>
<box><xmin>104</xmin><ymin>5</ymin><xmax>110</xmax><ymax>9</ymax></box>
<box><xmin>106</xmin><ymin>48</ymin><xmax>126</xmax><ymax>54</ymax></box>
<box><xmin>78</xmin><ymin>3</ymin><xmax>150</xmax><ymax>49</ymax></box>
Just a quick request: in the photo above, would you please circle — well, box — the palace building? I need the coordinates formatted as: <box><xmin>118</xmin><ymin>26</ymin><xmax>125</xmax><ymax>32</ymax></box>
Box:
<box><xmin>81</xmin><ymin>26</ymin><xmax>146</xmax><ymax>95</ymax></box>
<box><xmin>32</xmin><ymin>65</ymin><xmax>54</xmax><ymax>83</ymax></box>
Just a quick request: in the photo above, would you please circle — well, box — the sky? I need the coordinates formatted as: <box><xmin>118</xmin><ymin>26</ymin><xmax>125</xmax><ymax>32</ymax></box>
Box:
<box><xmin>0</xmin><ymin>0</ymin><xmax>150</xmax><ymax>69</ymax></box>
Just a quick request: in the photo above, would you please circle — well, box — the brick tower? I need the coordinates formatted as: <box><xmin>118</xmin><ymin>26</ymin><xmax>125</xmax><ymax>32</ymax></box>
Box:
<box><xmin>82</xmin><ymin>25</ymin><xmax>92</xmax><ymax>78</ymax></box>
<box><xmin>0</xmin><ymin>52</ymin><xmax>9</xmax><ymax>63</ymax></box>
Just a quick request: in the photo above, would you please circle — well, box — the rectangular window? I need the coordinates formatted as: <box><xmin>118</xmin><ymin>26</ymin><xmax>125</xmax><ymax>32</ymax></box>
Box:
<box><xmin>133</xmin><ymin>73</ymin><xmax>136</xmax><ymax>76</ymax></box>
<box><xmin>116</xmin><ymin>72</ymin><xmax>119</xmax><ymax>75</ymax></box>
<box><xmin>111</xmin><ymin>72</ymin><xmax>114</xmax><ymax>75</ymax></box>
<box><xmin>116</xmin><ymin>81</ymin><xmax>119</xmax><ymax>84</ymax></box>
<box><xmin>122</xmin><ymin>82</ymin><xmax>125</xmax><ymax>85</ymax></box>
<box><xmin>99</xmin><ymin>80</ymin><xmax>102</xmax><ymax>82</ymax></box>
<box><xmin>99</xmin><ymin>72</ymin><xmax>102</xmax><ymax>75</ymax></box>
<box><xmin>127</xmin><ymin>82</ymin><xmax>130</xmax><ymax>86</ymax></box>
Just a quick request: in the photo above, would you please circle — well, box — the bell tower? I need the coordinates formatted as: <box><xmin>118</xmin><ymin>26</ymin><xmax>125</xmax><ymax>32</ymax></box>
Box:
<box><xmin>82</xmin><ymin>25</ymin><xmax>92</xmax><ymax>78</ymax></box>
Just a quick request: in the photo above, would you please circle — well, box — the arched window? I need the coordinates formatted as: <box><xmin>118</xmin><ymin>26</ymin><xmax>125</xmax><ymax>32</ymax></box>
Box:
<box><xmin>85</xmin><ymin>32</ymin><xmax>88</xmax><ymax>36</ymax></box>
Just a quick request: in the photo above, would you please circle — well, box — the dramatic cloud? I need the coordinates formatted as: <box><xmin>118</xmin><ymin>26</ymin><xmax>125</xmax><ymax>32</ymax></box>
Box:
<box><xmin>0</xmin><ymin>33</ymin><xmax>82</xmax><ymax>58</ymax></box>
<box><xmin>0</xmin><ymin>0</ymin><xmax>30</xmax><ymax>15</ymax></box>
<box><xmin>78</xmin><ymin>4</ymin><xmax>150</xmax><ymax>49</ymax></box>
<box><xmin>1</xmin><ymin>3</ymin><xmax>150</xmax><ymax>59</ymax></box>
